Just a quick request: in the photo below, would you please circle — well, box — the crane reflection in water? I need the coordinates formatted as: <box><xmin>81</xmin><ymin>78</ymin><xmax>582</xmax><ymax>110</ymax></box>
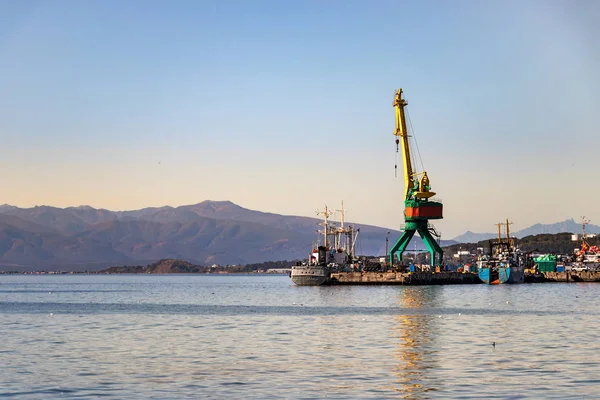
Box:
<box><xmin>393</xmin><ymin>286</ymin><xmax>442</xmax><ymax>397</ymax></box>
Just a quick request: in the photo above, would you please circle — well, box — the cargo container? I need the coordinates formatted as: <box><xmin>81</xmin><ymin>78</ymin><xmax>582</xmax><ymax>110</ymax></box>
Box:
<box><xmin>534</xmin><ymin>254</ymin><xmax>557</xmax><ymax>273</ymax></box>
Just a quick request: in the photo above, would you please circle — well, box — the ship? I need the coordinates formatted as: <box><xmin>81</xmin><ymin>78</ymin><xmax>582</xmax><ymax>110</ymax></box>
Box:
<box><xmin>570</xmin><ymin>218</ymin><xmax>600</xmax><ymax>271</ymax></box>
<box><xmin>477</xmin><ymin>219</ymin><xmax>526</xmax><ymax>284</ymax></box>
<box><xmin>477</xmin><ymin>254</ymin><xmax>511</xmax><ymax>285</ymax></box>
<box><xmin>290</xmin><ymin>247</ymin><xmax>332</xmax><ymax>286</ymax></box>
<box><xmin>290</xmin><ymin>203</ymin><xmax>359</xmax><ymax>286</ymax></box>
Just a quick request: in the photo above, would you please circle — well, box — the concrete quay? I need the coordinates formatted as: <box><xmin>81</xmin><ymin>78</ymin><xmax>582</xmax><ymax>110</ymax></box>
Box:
<box><xmin>526</xmin><ymin>271</ymin><xmax>600</xmax><ymax>283</ymax></box>
<box><xmin>326</xmin><ymin>270</ymin><xmax>600</xmax><ymax>285</ymax></box>
<box><xmin>329</xmin><ymin>271</ymin><xmax>481</xmax><ymax>285</ymax></box>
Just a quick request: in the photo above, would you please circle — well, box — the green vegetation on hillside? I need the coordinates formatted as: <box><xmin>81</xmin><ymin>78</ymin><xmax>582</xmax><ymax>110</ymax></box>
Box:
<box><xmin>99</xmin><ymin>259</ymin><xmax>299</xmax><ymax>274</ymax></box>
<box><xmin>441</xmin><ymin>232</ymin><xmax>598</xmax><ymax>264</ymax></box>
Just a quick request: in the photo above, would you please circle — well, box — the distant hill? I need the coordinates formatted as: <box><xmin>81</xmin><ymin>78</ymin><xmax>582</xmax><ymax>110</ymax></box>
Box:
<box><xmin>100</xmin><ymin>259</ymin><xmax>205</xmax><ymax>274</ymax></box>
<box><xmin>452</xmin><ymin>219</ymin><xmax>600</xmax><ymax>243</ymax></box>
<box><xmin>0</xmin><ymin>204</ymin><xmax>17</xmax><ymax>213</ymax></box>
<box><xmin>443</xmin><ymin>232</ymin><xmax>600</xmax><ymax>262</ymax></box>
<box><xmin>515</xmin><ymin>219</ymin><xmax>600</xmax><ymax>237</ymax></box>
<box><xmin>4</xmin><ymin>201</ymin><xmax>596</xmax><ymax>271</ymax></box>
<box><xmin>451</xmin><ymin>231</ymin><xmax>497</xmax><ymax>243</ymax></box>
<box><xmin>0</xmin><ymin>200</ymin><xmax>454</xmax><ymax>272</ymax></box>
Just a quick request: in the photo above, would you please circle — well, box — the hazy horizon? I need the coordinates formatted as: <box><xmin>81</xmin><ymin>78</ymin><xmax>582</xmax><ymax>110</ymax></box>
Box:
<box><xmin>0</xmin><ymin>198</ymin><xmax>592</xmax><ymax>241</ymax></box>
<box><xmin>1</xmin><ymin>0</ymin><xmax>599</xmax><ymax>238</ymax></box>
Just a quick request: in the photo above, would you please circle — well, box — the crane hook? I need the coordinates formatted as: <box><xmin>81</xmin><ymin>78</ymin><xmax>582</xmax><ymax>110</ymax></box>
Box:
<box><xmin>394</xmin><ymin>138</ymin><xmax>399</xmax><ymax>177</ymax></box>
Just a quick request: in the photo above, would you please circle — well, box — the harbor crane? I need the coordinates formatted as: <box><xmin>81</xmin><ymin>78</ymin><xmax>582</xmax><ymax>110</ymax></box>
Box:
<box><xmin>389</xmin><ymin>89</ymin><xmax>444</xmax><ymax>268</ymax></box>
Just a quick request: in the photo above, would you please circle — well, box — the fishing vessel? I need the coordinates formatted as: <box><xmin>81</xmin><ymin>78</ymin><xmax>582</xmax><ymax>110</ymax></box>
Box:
<box><xmin>290</xmin><ymin>259</ymin><xmax>330</xmax><ymax>286</ymax></box>
<box><xmin>290</xmin><ymin>203</ymin><xmax>359</xmax><ymax>286</ymax></box>
<box><xmin>477</xmin><ymin>219</ymin><xmax>525</xmax><ymax>284</ymax></box>
<box><xmin>570</xmin><ymin>217</ymin><xmax>600</xmax><ymax>271</ymax></box>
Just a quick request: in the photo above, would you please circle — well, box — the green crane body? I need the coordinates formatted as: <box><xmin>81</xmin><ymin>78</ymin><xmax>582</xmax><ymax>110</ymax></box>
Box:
<box><xmin>389</xmin><ymin>89</ymin><xmax>444</xmax><ymax>268</ymax></box>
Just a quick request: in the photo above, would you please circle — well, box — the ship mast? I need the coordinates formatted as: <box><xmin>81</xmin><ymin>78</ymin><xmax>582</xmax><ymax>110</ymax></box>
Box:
<box><xmin>505</xmin><ymin>218</ymin><xmax>513</xmax><ymax>249</ymax></box>
<box><xmin>336</xmin><ymin>201</ymin><xmax>348</xmax><ymax>250</ymax></box>
<box><xmin>337</xmin><ymin>200</ymin><xmax>346</xmax><ymax>229</ymax></box>
<box><xmin>496</xmin><ymin>223</ymin><xmax>502</xmax><ymax>244</ymax></box>
<box><xmin>581</xmin><ymin>216</ymin><xmax>591</xmax><ymax>248</ymax></box>
<box><xmin>317</xmin><ymin>205</ymin><xmax>334</xmax><ymax>248</ymax></box>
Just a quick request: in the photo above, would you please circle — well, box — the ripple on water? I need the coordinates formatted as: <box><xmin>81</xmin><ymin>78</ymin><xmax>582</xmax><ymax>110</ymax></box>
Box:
<box><xmin>1</xmin><ymin>276</ymin><xmax>600</xmax><ymax>399</ymax></box>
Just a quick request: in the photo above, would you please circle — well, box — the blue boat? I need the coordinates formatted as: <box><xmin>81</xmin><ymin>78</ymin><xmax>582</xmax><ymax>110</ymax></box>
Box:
<box><xmin>477</xmin><ymin>258</ymin><xmax>511</xmax><ymax>285</ymax></box>
<box><xmin>475</xmin><ymin>218</ymin><xmax>528</xmax><ymax>285</ymax></box>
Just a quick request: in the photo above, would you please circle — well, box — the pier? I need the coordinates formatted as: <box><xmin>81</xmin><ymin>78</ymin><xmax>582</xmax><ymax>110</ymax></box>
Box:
<box><xmin>329</xmin><ymin>271</ymin><xmax>480</xmax><ymax>285</ymax></box>
<box><xmin>328</xmin><ymin>270</ymin><xmax>600</xmax><ymax>285</ymax></box>
<box><xmin>525</xmin><ymin>271</ymin><xmax>600</xmax><ymax>283</ymax></box>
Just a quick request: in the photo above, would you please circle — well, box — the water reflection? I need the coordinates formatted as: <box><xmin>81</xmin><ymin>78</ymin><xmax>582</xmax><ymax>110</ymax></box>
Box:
<box><xmin>394</xmin><ymin>287</ymin><xmax>441</xmax><ymax>398</ymax></box>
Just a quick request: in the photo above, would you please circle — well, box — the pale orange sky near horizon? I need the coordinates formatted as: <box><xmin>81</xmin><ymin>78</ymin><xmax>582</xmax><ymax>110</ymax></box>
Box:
<box><xmin>1</xmin><ymin>1</ymin><xmax>599</xmax><ymax>238</ymax></box>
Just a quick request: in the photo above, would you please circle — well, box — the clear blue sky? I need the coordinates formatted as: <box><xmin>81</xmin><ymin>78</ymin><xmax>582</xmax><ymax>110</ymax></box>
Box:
<box><xmin>1</xmin><ymin>0</ymin><xmax>599</xmax><ymax>238</ymax></box>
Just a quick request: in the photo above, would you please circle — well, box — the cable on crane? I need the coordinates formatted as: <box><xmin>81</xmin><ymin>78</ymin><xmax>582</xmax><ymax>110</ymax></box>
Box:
<box><xmin>406</xmin><ymin>109</ymin><xmax>425</xmax><ymax>174</ymax></box>
<box><xmin>394</xmin><ymin>138</ymin><xmax>399</xmax><ymax>177</ymax></box>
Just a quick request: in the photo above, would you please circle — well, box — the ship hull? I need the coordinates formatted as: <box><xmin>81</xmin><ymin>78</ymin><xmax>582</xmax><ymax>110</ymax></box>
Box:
<box><xmin>508</xmin><ymin>266</ymin><xmax>525</xmax><ymax>283</ymax></box>
<box><xmin>290</xmin><ymin>266</ymin><xmax>330</xmax><ymax>286</ymax></box>
<box><xmin>478</xmin><ymin>267</ymin><xmax>510</xmax><ymax>285</ymax></box>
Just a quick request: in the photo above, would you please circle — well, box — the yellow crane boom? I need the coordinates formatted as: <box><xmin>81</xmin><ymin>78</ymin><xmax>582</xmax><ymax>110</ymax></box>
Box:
<box><xmin>393</xmin><ymin>88</ymin><xmax>435</xmax><ymax>201</ymax></box>
<box><xmin>393</xmin><ymin>88</ymin><xmax>414</xmax><ymax>200</ymax></box>
<box><xmin>389</xmin><ymin>88</ymin><xmax>443</xmax><ymax>268</ymax></box>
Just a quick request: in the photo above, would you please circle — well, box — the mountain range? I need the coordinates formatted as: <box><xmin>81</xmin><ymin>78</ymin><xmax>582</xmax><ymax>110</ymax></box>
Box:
<box><xmin>450</xmin><ymin>219</ymin><xmax>600</xmax><ymax>243</ymax></box>
<box><xmin>0</xmin><ymin>200</ymin><xmax>595</xmax><ymax>272</ymax></box>
<box><xmin>0</xmin><ymin>200</ymin><xmax>448</xmax><ymax>272</ymax></box>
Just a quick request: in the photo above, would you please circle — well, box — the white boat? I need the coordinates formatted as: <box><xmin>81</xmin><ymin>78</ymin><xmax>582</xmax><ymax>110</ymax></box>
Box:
<box><xmin>570</xmin><ymin>218</ymin><xmax>600</xmax><ymax>271</ymax></box>
<box><xmin>290</xmin><ymin>202</ymin><xmax>359</xmax><ymax>286</ymax></box>
<box><xmin>290</xmin><ymin>263</ymin><xmax>330</xmax><ymax>286</ymax></box>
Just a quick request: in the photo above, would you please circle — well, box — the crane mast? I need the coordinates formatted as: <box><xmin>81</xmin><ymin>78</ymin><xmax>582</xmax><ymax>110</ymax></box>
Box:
<box><xmin>393</xmin><ymin>89</ymin><xmax>414</xmax><ymax>200</ymax></box>
<box><xmin>389</xmin><ymin>88</ymin><xmax>444</xmax><ymax>268</ymax></box>
<box><xmin>393</xmin><ymin>89</ymin><xmax>436</xmax><ymax>202</ymax></box>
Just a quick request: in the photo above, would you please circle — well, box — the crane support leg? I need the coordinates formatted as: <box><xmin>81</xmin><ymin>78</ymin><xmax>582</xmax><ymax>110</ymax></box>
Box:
<box><xmin>418</xmin><ymin>228</ymin><xmax>443</xmax><ymax>267</ymax></box>
<box><xmin>389</xmin><ymin>221</ymin><xmax>444</xmax><ymax>268</ymax></box>
<box><xmin>388</xmin><ymin>229</ymin><xmax>415</xmax><ymax>266</ymax></box>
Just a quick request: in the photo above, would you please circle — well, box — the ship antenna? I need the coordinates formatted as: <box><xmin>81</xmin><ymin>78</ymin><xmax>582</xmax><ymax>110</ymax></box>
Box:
<box><xmin>496</xmin><ymin>222</ymin><xmax>502</xmax><ymax>244</ymax></box>
<box><xmin>336</xmin><ymin>201</ymin><xmax>348</xmax><ymax>229</ymax></box>
<box><xmin>336</xmin><ymin>201</ymin><xmax>348</xmax><ymax>251</ymax></box>
<box><xmin>505</xmin><ymin>218</ymin><xmax>513</xmax><ymax>248</ymax></box>
<box><xmin>317</xmin><ymin>205</ymin><xmax>334</xmax><ymax>248</ymax></box>
<box><xmin>581</xmin><ymin>216</ymin><xmax>591</xmax><ymax>246</ymax></box>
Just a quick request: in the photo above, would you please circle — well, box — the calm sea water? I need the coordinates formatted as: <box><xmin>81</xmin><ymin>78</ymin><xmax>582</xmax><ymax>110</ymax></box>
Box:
<box><xmin>1</xmin><ymin>274</ymin><xmax>599</xmax><ymax>399</ymax></box>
